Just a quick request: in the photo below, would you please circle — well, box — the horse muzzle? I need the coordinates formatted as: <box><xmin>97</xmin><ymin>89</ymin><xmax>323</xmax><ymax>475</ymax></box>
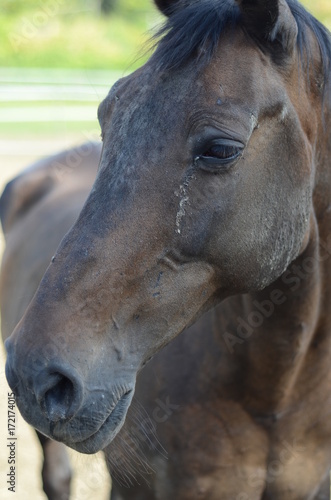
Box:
<box><xmin>5</xmin><ymin>336</ymin><xmax>135</xmax><ymax>453</ymax></box>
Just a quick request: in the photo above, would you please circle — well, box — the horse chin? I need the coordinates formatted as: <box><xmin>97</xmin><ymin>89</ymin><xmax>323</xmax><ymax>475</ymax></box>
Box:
<box><xmin>14</xmin><ymin>383</ymin><xmax>135</xmax><ymax>455</ymax></box>
<box><xmin>57</xmin><ymin>388</ymin><xmax>135</xmax><ymax>454</ymax></box>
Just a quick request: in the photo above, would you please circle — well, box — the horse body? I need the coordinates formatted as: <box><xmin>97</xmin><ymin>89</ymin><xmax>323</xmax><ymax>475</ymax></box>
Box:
<box><xmin>0</xmin><ymin>143</ymin><xmax>101</xmax><ymax>339</ymax></box>
<box><xmin>0</xmin><ymin>142</ymin><xmax>101</xmax><ymax>499</ymax></box>
<box><xmin>3</xmin><ymin>0</ymin><xmax>331</xmax><ymax>498</ymax></box>
<box><xmin>110</xmin><ymin>274</ymin><xmax>331</xmax><ymax>499</ymax></box>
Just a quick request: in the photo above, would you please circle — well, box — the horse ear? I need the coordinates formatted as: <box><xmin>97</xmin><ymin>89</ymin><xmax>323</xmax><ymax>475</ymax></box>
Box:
<box><xmin>154</xmin><ymin>0</ymin><xmax>180</xmax><ymax>16</ymax></box>
<box><xmin>0</xmin><ymin>168</ymin><xmax>55</xmax><ymax>235</ymax></box>
<box><xmin>237</xmin><ymin>0</ymin><xmax>298</xmax><ymax>55</ymax></box>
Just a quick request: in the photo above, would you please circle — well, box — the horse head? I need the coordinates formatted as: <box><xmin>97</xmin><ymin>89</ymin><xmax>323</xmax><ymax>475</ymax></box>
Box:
<box><xmin>5</xmin><ymin>0</ymin><xmax>329</xmax><ymax>453</ymax></box>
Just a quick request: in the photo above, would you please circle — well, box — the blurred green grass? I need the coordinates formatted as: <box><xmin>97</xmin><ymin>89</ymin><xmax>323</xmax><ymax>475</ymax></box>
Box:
<box><xmin>0</xmin><ymin>0</ymin><xmax>330</xmax><ymax>70</ymax></box>
<box><xmin>1</xmin><ymin>0</ymin><xmax>160</xmax><ymax>70</ymax></box>
<box><xmin>0</xmin><ymin>1</ymin><xmax>330</xmax><ymax>139</ymax></box>
<box><xmin>301</xmin><ymin>0</ymin><xmax>331</xmax><ymax>28</ymax></box>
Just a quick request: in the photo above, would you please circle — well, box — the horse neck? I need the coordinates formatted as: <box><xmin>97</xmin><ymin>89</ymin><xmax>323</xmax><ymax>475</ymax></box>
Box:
<box><xmin>212</xmin><ymin>88</ymin><xmax>331</xmax><ymax>419</ymax></box>
<box><xmin>212</xmin><ymin>230</ymin><xmax>326</xmax><ymax>418</ymax></box>
<box><xmin>314</xmin><ymin>87</ymin><xmax>331</xmax><ymax>221</ymax></box>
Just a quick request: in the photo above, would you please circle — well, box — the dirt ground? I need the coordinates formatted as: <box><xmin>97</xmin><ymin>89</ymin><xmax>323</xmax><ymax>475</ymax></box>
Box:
<box><xmin>0</xmin><ymin>137</ymin><xmax>111</xmax><ymax>500</ymax></box>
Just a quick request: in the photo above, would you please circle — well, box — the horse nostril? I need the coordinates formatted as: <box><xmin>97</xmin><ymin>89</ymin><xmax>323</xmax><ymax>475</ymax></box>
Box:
<box><xmin>43</xmin><ymin>374</ymin><xmax>75</xmax><ymax>423</ymax></box>
<box><xmin>36</xmin><ymin>368</ymin><xmax>82</xmax><ymax>424</ymax></box>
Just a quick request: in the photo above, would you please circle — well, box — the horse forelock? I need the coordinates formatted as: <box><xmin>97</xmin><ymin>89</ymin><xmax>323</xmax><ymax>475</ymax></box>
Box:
<box><xmin>151</xmin><ymin>0</ymin><xmax>240</xmax><ymax>70</ymax></box>
<box><xmin>151</xmin><ymin>0</ymin><xmax>331</xmax><ymax>97</ymax></box>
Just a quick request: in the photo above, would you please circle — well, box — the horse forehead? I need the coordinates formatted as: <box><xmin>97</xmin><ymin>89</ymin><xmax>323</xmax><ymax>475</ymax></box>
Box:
<box><xmin>102</xmin><ymin>68</ymin><xmax>205</xmax><ymax>146</ymax></box>
<box><xmin>139</xmin><ymin>51</ymin><xmax>272</xmax><ymax>116</ymax></box>
<box><xmin>105</xmin><ymin>35</ymin><xmax>279</xmax><ymax>142</ymax></box>
<box><xmin>123</xmin><ymin>65</ymin><xmax>202</xmax><ymax>115</ymax></box>
<box><xmin>208</xmin><ymin>37</ymin><xmax>277</xmax><ymax>100</ymax></box>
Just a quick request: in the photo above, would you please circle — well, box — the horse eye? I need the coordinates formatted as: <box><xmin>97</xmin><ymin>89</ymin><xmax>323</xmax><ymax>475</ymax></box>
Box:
<box><xmin>203</xmin><ymin>145</ymin><xmax>239</xmax><ymax>160</ymax></box>
<box><xmin>195</xmin><ymin>140</ymin><xmax>243</xmax><ymax>172</ymax></box>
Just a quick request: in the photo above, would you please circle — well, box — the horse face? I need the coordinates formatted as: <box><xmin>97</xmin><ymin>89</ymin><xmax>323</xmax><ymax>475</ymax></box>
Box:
<box><xmin>5</xmin><ymin>4</ymin><xmax>315</xmax><ymax>453</ymax></box>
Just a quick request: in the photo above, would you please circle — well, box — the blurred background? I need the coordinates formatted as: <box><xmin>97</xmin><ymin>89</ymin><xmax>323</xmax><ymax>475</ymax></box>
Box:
<box><xmin>0</xmin><ymin>0</ymin><xmax>330</xmax><ymax>185</ymax></box>
<box><xmin>0</xmin><ymin>0</ymin><xmax>160</xmax><ymax>182</ymax></box>
<box><xmin>0</xmin><ymin>0</ymin><xmax>330</xmax><ymax>499</ymax></box>
<box><xmin>0</xmin><ymin>3</ymin><xmax>160</xmax><ymax>499</ymax></box>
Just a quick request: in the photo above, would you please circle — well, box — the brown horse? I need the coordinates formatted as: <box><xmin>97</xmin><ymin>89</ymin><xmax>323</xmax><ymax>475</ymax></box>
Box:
<box><xmin>3</xmin><ymin>0</ymin><xmax>331</xmax><ymax>497</ymax></box>
<box><xmin>0</xmin><ymin>143</ymin><xmax>101</xmax><ymax>499</ymax></box>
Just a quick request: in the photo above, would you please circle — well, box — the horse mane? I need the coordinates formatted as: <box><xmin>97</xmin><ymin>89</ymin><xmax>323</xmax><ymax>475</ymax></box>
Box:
<box><xmin>152</xmin><ymin>0</ymin><xmax>331</xmax><ymax>91</ymax></box>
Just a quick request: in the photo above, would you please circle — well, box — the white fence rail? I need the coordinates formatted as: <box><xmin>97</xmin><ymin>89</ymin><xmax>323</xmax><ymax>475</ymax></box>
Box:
<box><xmin>0</xmin><ymin>67</ymin><xmax>123</xmax><ymax>121</ymax></box>
<box><xmin>0</xmin><ymin>68</ymin><xmax>120</xmax><ymax>165</ymax></box>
